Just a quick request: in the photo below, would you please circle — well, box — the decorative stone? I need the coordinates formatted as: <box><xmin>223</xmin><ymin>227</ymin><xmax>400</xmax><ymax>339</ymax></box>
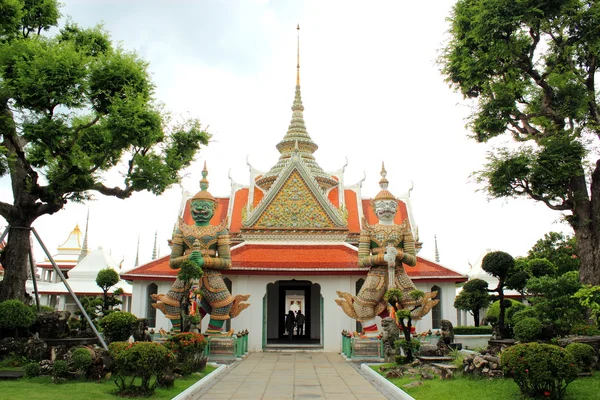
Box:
<box><xmin>403</xmin><ymin>381</ymin><xmax>424</xmax><ymax>388</ymax></box>
<box><xmin>33</xmin><ymin>311</ymin><xmax>70</xmax><ymax>339</ymax></box>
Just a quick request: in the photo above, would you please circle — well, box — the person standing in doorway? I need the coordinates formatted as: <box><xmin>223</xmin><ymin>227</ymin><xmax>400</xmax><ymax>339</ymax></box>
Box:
<box><xmin>296</xmin><ymin>310</ymin><xmax>305</xmax><ymax>336</ymax></box>
<box><xmin>286</xmin><ymin>310</ymin><xmax>296</xmax><ymax>340</ymax></box>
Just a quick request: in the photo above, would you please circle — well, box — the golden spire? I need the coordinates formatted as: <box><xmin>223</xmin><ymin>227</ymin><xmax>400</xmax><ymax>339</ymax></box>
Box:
<box><xmin>296</xmin><ymin>24</ymin><xmax>300</xmax><ymax>85</ymax></box>
<box><xmin>192</xmin><ymin>161</ymin><xmax>216</xmax><ymax>203</ymax></box>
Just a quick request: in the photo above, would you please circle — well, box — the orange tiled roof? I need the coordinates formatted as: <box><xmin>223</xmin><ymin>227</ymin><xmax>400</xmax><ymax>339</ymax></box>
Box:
<box><xmin>122</xmin><ymin>244</ymin><xmax>466</xmax><ymax>281</ymax></box>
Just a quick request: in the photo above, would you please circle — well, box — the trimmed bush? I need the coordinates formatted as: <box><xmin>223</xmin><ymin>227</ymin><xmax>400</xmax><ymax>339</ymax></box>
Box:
<box><xmin>164</xmin><ymin>332</ymin><xmax>207</xmax><ymax>375</ymax></box>
<box><xmin>486</xmin><ymin>299</ymin><xmax>527</xmax><ymax>326</ymax></box>
<box><xmin>52</xmin><ymin>359</ymin><xmax>69</xmax><ymax>383</ymax></box>
<box><xmin>570</xmin><ymin>324</ymin><xmax>600</xmax><ymax>336</ymax></box>
<box><xmin>109</xmin><ymin>341</ymin><xmax>174</xmax><ymax>396</ymax></box>
<box><xmin>24</xmin><ymin>362</ymin><xmax>41</xmax><ymax>378</ymax></box>
<box><xmin>501</xmin><ymin>343</ymin><xmax>578</xmax><ymax>400</ymax></box>
<box><xmin>513</xmin><ymin>317</ymin><xmax>544</xmax><ymax>343</ymax></box>
<box><xmin>512</xmin><ymin>307</ymin><xmax>538</xmax><ymax>321</ymax></box>
<box><xmin>565</xmin><ymin>342</ymin><xmax>597</xmax><ymax>372</ymax></box>
<box><xmin>71</xmin><ymin>347</ymin><xmax>93</xmax><ymax>374</ymax></box>
<box><xmin>0</xmin><ymin>300</ymin><xmax>36</xmax><ymax>336</ymax></box>
<box><xmin>99</xmin><ymin>311</ymin><xmax>137</xmax><ymax>343</ymax></box>
<box><xmin>453</xmin><ymin>326</ymin><xmax>492</xmax><ymax>335</ymax></box>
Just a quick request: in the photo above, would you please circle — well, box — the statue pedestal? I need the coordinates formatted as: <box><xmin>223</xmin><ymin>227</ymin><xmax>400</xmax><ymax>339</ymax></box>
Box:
<box><xmin>343</xmin><ymin>337</ymin><xmax>383</xmax><ymax>361</ymax></box>
<box><xmin>206</xmin><ymin>332</ymin><xmax>248</xmax><ymax>363</ymax></box>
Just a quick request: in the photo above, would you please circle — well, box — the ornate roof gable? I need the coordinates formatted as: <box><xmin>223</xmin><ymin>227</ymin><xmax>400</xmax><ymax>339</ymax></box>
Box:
<box><xmin>243</xmin><ymin>155</ymin><xmax>347</xmax><ymax>230</ymax></box>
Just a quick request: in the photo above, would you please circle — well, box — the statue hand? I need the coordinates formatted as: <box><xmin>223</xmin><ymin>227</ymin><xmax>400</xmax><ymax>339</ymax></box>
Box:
<box><xmin>188</xmin><ymin>251</ymin><xmax>205</xmax><ymax>267</ymax></box>
<box><xmin>396</xmin><ymin>249</ymin><xmax>404</xmax><ymax>261</ymax></box>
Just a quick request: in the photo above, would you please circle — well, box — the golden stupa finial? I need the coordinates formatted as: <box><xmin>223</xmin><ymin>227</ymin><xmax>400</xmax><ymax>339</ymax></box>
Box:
<box><xmin>296</xmin><ymin>24</ymin><xmax>300</xmax><ymax>86</ymax></box>
<box><xmin>374</xmin><ymin>161</ymin><xmax>395</xmax><ymax>201</ymax></box>
<box><xmin>191</xmin><ymin>161</ymin><xmax>216</xmax><ymax>203</ymax></box>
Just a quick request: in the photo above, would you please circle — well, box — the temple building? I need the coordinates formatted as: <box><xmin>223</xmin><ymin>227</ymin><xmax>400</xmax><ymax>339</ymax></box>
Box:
<box><xmin>25</xmin><ymin>224</ymin><xmax>132</xmax><ymax>313</ymax></box>
<box><xmin>123</xmin><ymin>33</ymin><xmax>467</xmax><ymax>352</ymax></box>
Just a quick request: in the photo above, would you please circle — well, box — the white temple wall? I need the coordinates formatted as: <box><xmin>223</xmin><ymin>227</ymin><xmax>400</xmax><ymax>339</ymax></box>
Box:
<box><xmin>130</xmin><ymin>276</ymin><xmax>461</xmax><ymax>352</ymax></box>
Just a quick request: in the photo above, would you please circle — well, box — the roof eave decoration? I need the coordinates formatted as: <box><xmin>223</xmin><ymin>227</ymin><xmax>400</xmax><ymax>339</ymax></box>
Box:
<box><xmin>243</xmin><ymin>155</ymin><xmax>347</xmax><ymax>230</ymax></box>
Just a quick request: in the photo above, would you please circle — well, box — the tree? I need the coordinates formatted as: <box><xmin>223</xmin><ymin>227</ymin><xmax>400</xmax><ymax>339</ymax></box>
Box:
<box><xmin>527</xmin><ymin>232</ymin><xmax>579</xmax><ymax>276</ymax></box>
<box><xmin>482</xmin><ymin>251</ymin><xmax>514</xmax><ymax>338</ymax></box>
<box><xmin>441</xmin><ymin>0</ymin><xmax>600</xmax><ymax>286</ymax></box>
<box><xmin>0</xmin><ymin>1</ymin><xmax>210</xmax><ymax>301</ymax></box>
<box><xmin>527</xmin><ymin>271</ymin><xmax>585</xmax><ymax>337</ymax></box>
<box><xmin>454</xmin><ymin>278</ymin><xmax>491</xmax><ymax>327</ymax></box>
<box><xmin>95</xmin><ymin>267</ymin><xmax>119</xmax><ymax>313</ymax></box>
<box><xmin>385</xmin><ymin>288</ymin><xmax>424</xmax><ymax>362</ymax></box>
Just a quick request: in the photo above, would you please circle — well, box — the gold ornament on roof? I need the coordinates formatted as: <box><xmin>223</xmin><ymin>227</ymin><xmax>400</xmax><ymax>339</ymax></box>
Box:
<box><xmin>373</xmin><ymin>162</ymin><xmax>397</xmax><ymax>202</ymax></box>
<box><xmin>191</xmin><ymin>162</ymin><xmax>217</xmax><ymax>203</ymax></box>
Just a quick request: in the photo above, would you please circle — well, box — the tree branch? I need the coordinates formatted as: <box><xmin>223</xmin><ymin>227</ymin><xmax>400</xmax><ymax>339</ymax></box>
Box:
<box><xmin>92</xmin><ymin>183</ymin><xmax>134</xmax><ymax>199</ymax></box>
<box><xmin>0</xmin><ymin>201</ymin><xmax>16</xmax><ymax>221</ymax></box>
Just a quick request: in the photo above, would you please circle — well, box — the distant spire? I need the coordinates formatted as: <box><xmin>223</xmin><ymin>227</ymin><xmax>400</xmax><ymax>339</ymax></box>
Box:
<box><xmin>134</xmin><ymin>235</ymin><xmax>140</xmax><ymax>266</ymax></box>
<box><xmin>434</xmin><ymin>234</ymin><xmax>440</xmax><ymax>263</ymax></box>
<box><xmin>254</xmin><ymin>25</ymin><xmax>337</xmax><ymax>192</ymax></box>
<box><xmin>78</xmin><ymin>209</ymin><xmax>90</xmax><ymax>263</ymax></box>
<box><xmin>152</xmin><ymin>231</ymin><xmax>158</xmax><ymax>260</ymax></box>
<box><xmin>296</xmin><ymin>24</ymin><xmax>300</xmax><ymax>85</ymax></box>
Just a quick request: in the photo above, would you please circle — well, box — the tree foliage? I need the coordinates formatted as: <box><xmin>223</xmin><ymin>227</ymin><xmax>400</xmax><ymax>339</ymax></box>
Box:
<box><xmin>527</xmin><ymin>232</ymin><xmax>579</xmax><ymax>276</ymax></box>
<box><xmin>454</xmin><ymin>278</ymin><xmax>491</xmax><ymax>326</ymax></box>
<box><xmin>482</xmin><ymin>251</ymin><xmax>514</xmax><ymax>337</ymax></box>
<box><xmin>441</xmin><ymin>0</ymin><xmax>600</xmax><ymax>286</ymax></box>
<box><xmin>527</xmin><ymin>271</ymin><xmax>585</xmax><ymax>337</ymax></box>
<box><xmin>0</xmin><ymin>0</ymin><xmax>210</xmax><ymax>301</ymax></box>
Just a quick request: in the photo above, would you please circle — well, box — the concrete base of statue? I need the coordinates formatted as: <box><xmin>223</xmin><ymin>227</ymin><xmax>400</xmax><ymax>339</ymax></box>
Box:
<box><xmin>205</xmin><ymin>331</ymin><xmax>249</xmax><ymax>363</ymax></box>
<box><xmin>340</xmin><ymin>334</ymin><xmax>384</xmax><ymax>361</ymax></box>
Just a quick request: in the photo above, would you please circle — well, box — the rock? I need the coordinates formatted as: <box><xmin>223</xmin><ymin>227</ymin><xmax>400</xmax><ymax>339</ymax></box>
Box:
<box><xmin>33</xmin><ymin>311</ymin><xmax>70</xmax><ymax>339</ymax></box>
<box><xmin>420</xmin><ymin>372</ymin><xmax>434</xmax><ymax>380</ymax></box>
<box><xmin>483</xmin><ymin>355</ymin><xmax>500</xmax><ymax>363</ymax></box>
<box><xmin>441</xmin><ymin>369</ymin><xmax>454</xmax><ymax>379</ymax></box>
<box><xmin>24</xmin><ymin>337</ymin><xmax>49</xmax><ymax>361</ymax></box>
<box><xmin>482</xmin><ymin>367</ymin><xmax>490</xmax><ymax>374</ymax></box>
<box><xmin>386</xmin><ymin>369</ymin><xmax>404</xmax><ymax>379</ymax></box>
<box><xmin>0</xmin><ymin>337</ymin><xmax>25</xmax><ymax>357</ymax></box>
<box><xmin>473</xmin><ymin>356</ymin><xmax>487</xmax><ymax>368</ymax></box>
<box><xmin>403</xmin><ymin>381</ymin><xmax>424</xmax><ymax>388</ymax></box>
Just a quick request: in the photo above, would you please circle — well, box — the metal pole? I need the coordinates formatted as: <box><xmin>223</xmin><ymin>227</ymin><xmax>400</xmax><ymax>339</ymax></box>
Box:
<box><xmin>0</xmin><ymin>225</ymin><xmax>9</xmax><ymax>244</ymax></box>
<box><xmin>31</xmin><ymin>227</ymin><xmax>108</xmax><ymax>351</ymax></box>
<box><xmin>28</xmin><ymin>242</ymin><xmax>41</xmax><ymax>312</ymax></box>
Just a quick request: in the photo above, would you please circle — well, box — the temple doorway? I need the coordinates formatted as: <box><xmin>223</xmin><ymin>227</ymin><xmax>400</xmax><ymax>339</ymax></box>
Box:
<box><xmin>264</xmin><ymin>279</ymin><xmax>322</xmax><ymax>347</ymax></box>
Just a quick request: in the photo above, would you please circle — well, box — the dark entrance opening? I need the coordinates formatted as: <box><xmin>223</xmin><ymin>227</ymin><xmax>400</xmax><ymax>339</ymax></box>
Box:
<box><xmin>265</xmin><ymin>279</ymin><xmax>321</xmax><ymax>347</ymax></box>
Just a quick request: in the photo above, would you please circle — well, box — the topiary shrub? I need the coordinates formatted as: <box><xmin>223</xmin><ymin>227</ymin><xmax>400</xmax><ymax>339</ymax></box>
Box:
<box><xmin>70</xmin><ymin>347</ymin><xmax>93</xmax><ymax>376</ymax></box>
<box><xmin>453</xmin><ymin>326</ymin><xmax>493</xmax><ymax>335</ymax></box>
<box><xmin>52</xmin><ymin>359</ymin><xmax>69</xmax><ymax>384</ymax></box>
<box><xmin>565</xmin><ymin>342</ymin><xmax>597</xmax><ymax>372</ymax></box>
<box><xmin>99</xmin><ymin>311</ymin><xmax>137</xmax><ymax>343</ymax></box>
<box><xmin>513</xmin><ymin>317</ymin><xmax>544</xmax><ymax>343</ymax></box>
<box><xmin>0</xmin><ymin>300</ymin><xmax>36</xmax><ymax>337</ymax></box>
<box><xmin>501</xmin><ymin>343</ymin><xmax>578</xmax><ymax>400</ymax></box>
<box><xmin>109</xmin><ymin>341</ymin><xmax>174</xmax><ymax>396</ymax></box>
<box><xmin>164</xmin><ymin>332</ymin><xmax>207</xmax><ymax>375</ymax></box>
<box><xmin>569</xmin><ymin>324</ymin><xmax>600</xmax><ymax>336</ymax></box>
<box><xmin>24</xmin><ymin>362</ymin><xmax>41</xmax><ymax>378</ymax></box>
<box><xmin>486</xmin><ymin>299</ymin><xmax>527</xmax><ymax>326</ymax></box>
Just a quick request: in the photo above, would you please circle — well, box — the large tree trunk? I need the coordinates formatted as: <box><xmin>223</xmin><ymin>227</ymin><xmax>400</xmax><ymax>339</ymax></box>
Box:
<box><xmin>0</xmin><ymin>224</ymin><xmax>34</xmax><ymax>302</ymax></box>
<box><xmin>572</xmin><ymin>161</ymin><xmax>600</xmax><ymax>286</ymax></box>
<box><xmin>574</xmin><ymin>226</ymin><xmax>600</xmax><ymax>286</ymax></box>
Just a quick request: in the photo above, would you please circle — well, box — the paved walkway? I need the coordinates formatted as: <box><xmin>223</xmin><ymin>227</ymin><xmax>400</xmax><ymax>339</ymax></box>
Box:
<box><xmin>193</xmin><ymin>352</ymin><xmax>392</xmax><ymax>400</ymax></box>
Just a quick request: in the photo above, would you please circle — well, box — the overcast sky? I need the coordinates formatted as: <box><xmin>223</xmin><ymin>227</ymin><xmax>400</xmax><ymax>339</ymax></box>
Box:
<box><xmin>0</xmin><ymin>0</ymin><xmax>571</xmax><ymax>274</ymax></box>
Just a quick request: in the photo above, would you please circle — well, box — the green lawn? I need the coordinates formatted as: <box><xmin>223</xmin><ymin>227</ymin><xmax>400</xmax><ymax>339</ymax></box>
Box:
<box><xmin>371</xmin><ymin>365</ymin><xmax>600</xmax><ymax>400</ymax></box>
<box><xmin>0</xmin><ymin>365</ymin><xmax>216</xmax><ymax>400</ymax></box>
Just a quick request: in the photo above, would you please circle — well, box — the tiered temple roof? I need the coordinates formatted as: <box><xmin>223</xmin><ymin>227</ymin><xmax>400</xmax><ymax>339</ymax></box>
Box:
<box><xmin>123</xmin><ymin>27</ymin><xmax>465</xmax><ymax>284</ymax></box>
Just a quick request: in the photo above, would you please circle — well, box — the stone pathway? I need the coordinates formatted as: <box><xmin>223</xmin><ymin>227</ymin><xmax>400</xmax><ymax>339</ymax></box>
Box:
<box><xmin>193</xmin><ymin>352</ymin><xmax>392</xmax><ymax>399</ymax></box>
